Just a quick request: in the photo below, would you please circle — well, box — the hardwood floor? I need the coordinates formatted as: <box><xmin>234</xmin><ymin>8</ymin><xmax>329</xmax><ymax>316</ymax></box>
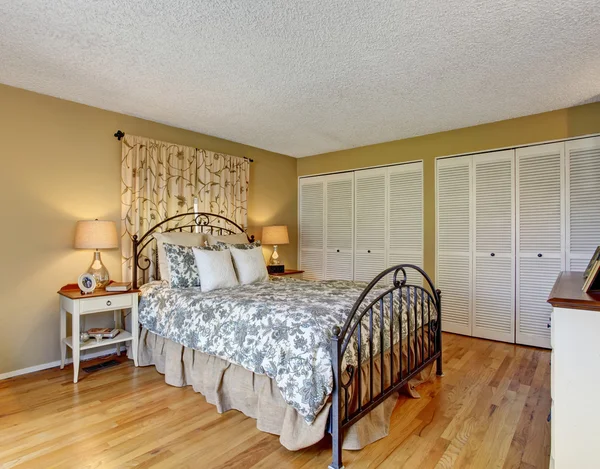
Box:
<box><xmin>0</xmin><ymin>333</ymin><xmax>551</xmax><ymax>468</ymax></box>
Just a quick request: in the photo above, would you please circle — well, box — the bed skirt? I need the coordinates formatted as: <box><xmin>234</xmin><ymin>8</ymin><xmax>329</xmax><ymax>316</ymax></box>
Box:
<box><xmin>137</xmin><ymin>327</ymin><xmax>433</xmax><ymax>451</ymax></box>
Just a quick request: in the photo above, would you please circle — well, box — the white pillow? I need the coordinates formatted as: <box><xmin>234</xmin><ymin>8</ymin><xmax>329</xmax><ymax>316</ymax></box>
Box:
<box><xmin>206</xmin><ymin>232</ymin><xmax>249</xmax><ymax>245</ymax></box>
<box><xmin>192</xmin><ymin>247</ymin><xmax>239</xmax><ymax>292</ymax></box>
<box><xmin>229</xmin><ymin>245</ymin><xmax>269</xmax><ymax>285</ymax></box>
<box><xmin>153</xmin><ymin>232</ymin><xmax>208</xmax><ymax>282</ymax></box>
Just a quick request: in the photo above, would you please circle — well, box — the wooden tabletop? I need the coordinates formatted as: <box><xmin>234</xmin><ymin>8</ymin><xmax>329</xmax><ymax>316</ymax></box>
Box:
<box><xmin>58</xmin><ymin>283</ymin><xmax>140</xmax><ymax>299</ymax></box>
<box><xmin>547</xmin><ymin>271</ymin><xmax>600</xmax><ymax>312</ymax></box>
<box><xmin>270</xmin><ymin>269</ymin><xmax>304</xmax><ymax>276</ymax></box>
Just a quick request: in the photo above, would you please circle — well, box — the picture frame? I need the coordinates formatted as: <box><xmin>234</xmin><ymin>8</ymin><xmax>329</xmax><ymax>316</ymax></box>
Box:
<box><xmin>78</xmin><ymin>273</ymin><xmax>96</xmax><ymax>294</ymax></box>
<box><xmin>583</xmin><ymin>261</ymin><xmax>600</xmax><ymax>293</ymax></box>
<box><xmin>584</xmin><ymin>246</ymin><xmax>600</xmax><ymax>279</ymax></box>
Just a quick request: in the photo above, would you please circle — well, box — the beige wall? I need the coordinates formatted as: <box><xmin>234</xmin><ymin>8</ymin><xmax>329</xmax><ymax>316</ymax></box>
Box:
<box><xmin>297</xmin><ymin>102</ymin><xmax>600</xmax><ymax>283</ymax></box>
<box><xmin>2</xmin><ymin>82</ymin><xmax>599</xmax><ymax>377</ymax></box>
<box><xmin>0</xmin><ymin>84</ymin><xmax>297</xmax><ymax>375</ymax></box>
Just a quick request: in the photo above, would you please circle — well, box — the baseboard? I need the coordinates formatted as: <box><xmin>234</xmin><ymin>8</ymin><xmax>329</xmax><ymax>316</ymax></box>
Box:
<box><xmin>0</xmin><ymin>345</ymin><xmax>128</xmax><ymax>381</ymax></box>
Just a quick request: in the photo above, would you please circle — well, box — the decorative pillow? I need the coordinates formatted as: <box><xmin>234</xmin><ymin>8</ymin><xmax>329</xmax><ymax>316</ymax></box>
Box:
<box><xmin>153</xmin><ymin>232</ymin><xmax>208</xmax><ymax>282</ymax></box>
<box><xmin>229</xmin><ymin>244</ymin><xmax>269</xmax><ymax>285</ymax></box>
<box><xmin>192</xmin><ymin>247</ymin><xmax>239</xmax><ymax>292</ymax></box>
<box><xmin>163</xmin><ymin>243</ymin><xmax>201</xmax><ymax>288</ymax></box>
<box><xmin>206</xmin><ymin>232</ymin><xmax>250</xmax><ymax>246</ymax></box>
<box><xmin>215</xmin><ymin>240</ymin><xmax>262</xmax><ymax>250</ymax></box>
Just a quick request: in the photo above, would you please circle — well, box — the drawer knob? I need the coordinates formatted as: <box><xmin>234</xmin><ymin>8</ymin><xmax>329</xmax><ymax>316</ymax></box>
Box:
<box><xmin>547</xmin><ymin>323</ymin><xmax>551</xmax><ymax>328</ymax></box>
<box><xmin>367</xmin><ymin>250</ymin><xmax>371</xmax><ymax>253</ymax></box>
<box><xmin>490</xmin><ymin>253</ymin><xmax>495</xmax><ymax>257</ymax></box>
<box><xmin>538</xmin><ymin>253</ymin><xmax>543</xmax><ymax>258</ymax></box>
<box><xmin>337</xmin><ymin>249</ymin><xmax>340</xmax><ymax>253</ymax></box>
<box><xmin>106</xmin><ymin>300</ymin><xmax>112</xmax><ymax>306</ymax></box>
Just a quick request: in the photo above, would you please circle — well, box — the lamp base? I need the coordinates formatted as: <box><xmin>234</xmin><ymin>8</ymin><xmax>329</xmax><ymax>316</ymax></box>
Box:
<box><xmin>269</xmin><ymin>244</ymin><xmax>282</xmax><ymax>265</ymax></box>
<box><xmin>267</xmin><ymin>264</ymin><xmax>285</xmax><ymax>274</ymax></box>
<box><xmin>87</xmin><ymin>250</ymin><xmax>110</xmax><ymax>289</ymax></box>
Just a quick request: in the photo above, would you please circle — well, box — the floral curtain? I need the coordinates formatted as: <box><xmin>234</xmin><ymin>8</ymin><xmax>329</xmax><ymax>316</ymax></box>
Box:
<box><xmin>121</xmin><ymin>134</ymin><xmax>250</xmax><ymax>282</ymax></box>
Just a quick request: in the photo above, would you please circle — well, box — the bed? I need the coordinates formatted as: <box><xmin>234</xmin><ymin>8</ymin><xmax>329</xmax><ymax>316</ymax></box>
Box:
<box><xmin>131</xmin><ymin>212</ymin><xmax>442</xmax><ymax>469</ymax></box>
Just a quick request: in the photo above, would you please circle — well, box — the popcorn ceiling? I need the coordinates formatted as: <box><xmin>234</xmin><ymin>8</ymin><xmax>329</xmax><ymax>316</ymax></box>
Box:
<box><xmin>1</xmin><ymin>0</ymin><xmax>598</xmax><ymax>157</ymax></box>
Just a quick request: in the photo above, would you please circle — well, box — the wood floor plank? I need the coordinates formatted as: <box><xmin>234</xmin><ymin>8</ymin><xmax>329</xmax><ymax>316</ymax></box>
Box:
<box><xmin>0</xmin><ymin>334</ymin><xmax>551</xmax><ymax>468</ymax></box>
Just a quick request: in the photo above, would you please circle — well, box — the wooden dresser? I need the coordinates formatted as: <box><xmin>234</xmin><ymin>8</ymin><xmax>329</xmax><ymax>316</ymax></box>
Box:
<box><xmin>547</xmin><ymin>272</ymin><xmax>600</xmax><ymax>469</ymax></box>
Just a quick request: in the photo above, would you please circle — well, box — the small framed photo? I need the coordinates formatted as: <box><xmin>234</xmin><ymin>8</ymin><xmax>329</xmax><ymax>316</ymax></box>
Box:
<box><xmin>584</xmin><ymin>246</ymin><xmax>600</xmax><ymax>279</ymax></box>
<box><xmin>78</xmin><ymin>273</ymin><xmax>96</xmax><ymax>294</ymax></box>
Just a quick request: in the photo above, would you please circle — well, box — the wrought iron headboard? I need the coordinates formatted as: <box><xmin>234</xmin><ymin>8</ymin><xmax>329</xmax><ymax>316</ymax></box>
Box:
<box><xmin>131</xmin><ymin>211</ymin><xmax>254</xmax><ymax>287</ymax></box>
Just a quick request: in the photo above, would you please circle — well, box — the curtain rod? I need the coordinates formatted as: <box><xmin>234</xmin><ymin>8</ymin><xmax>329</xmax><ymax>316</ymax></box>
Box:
<box><xmin>113</xmin><ymin>130</ymin><xmax>254</xmax><ymax>163</ymax></box>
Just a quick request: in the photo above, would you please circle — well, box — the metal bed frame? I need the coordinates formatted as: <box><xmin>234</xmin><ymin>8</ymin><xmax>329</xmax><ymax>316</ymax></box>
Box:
<box><xmin>131</xmin><ymin>212</ymin><xmax>442</xmax><ymax>469</ymax></box>
<box><xmin>329</xmin><ymin>265</ymin><xmax>442</xmax><ymax>469</ymax></box>
<box><xmin>131</xmin><ymin>211</ymin><xmax>254</xmax><ymax>287</ymax></box>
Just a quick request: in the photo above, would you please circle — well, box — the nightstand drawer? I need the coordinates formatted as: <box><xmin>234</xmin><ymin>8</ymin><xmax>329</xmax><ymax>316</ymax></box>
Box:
<box><xmin>80</xmin><ymin>294</ymin><xmax>132</xmax><ymax>313</ymax></box>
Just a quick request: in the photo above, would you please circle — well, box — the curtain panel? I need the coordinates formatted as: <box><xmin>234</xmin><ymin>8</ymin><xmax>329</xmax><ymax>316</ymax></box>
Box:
<box><xmin>121</xmin><ymin>134</ymin><xmax>249</xmax><ymax>282</ymax></box>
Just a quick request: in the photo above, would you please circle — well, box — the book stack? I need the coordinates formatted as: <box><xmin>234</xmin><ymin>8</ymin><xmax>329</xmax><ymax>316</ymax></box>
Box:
<box><xmin>105</xmin><ymin>282</ymin><xmax>131</xmax><ymax>292</ymax></box>
<box><xmin>86</xmin><ymin>328</ymin><xmax>120</xmax><ymax>339</ymax></box>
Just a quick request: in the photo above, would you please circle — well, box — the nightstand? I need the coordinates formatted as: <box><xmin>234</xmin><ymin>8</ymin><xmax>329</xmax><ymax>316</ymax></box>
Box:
<box><xmin>58</xmin><ymin>285</ymin><xmax>140</xmax><ymax>383</ymax></box>
<box><xmin>270</xmin><ymin>269</ymin><xmax>305</xmax><ymax>280</ymax></box>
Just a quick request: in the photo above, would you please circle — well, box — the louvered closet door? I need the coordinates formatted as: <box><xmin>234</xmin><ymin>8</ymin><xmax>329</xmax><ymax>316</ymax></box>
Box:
<box><xmin>473</xmin><ymin>150</ymin><xmax>515</xmax><ymax>343</ymax></box>
<box><xmin>436</xmin><ymin>156</ymin><xmax>472</xmax><ymax>336</ymax></box>
<box><xmin>299</xmin><ymin>177</ymin><xmax>325</xmax><ymax>280</ymax></box>
<box><xmin>566</xmin><ymin>137</ymin><xmax>600</xmax><ymax>272</ymax></box>
<box><xmin>388</xmin><ymin>162</ymin><xmax>423</xmax><ymax>286</ymax></box>
<box><xmin>516</xmin><ymin>143</ymin><xmax>564</xmax><ymax>348</ymax></box>
<box><xmin>325</xmin><ymin>173</ymin><xmax>354</xmax><ymax>280</ymax></box>
<box><xmin>354</xmin><ymin>168</ymin><xmax>387</xmax><ymax>283</ymax></box>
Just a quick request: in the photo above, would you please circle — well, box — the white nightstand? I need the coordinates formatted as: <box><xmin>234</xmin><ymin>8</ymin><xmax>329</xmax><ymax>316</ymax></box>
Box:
<box><xmin>58</xmin><ymin>286</ymin><xmax>140</xmax><ymax>383</ymax></box>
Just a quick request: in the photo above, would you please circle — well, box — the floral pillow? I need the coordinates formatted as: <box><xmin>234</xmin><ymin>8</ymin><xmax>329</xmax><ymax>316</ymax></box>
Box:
<box><xmin>215</xmin><ymin>240</ymin><xmax>262</xmax><ymax>250</ymax></box>
<box><xmin>163</xmin><ymin>243</ymin><xmax>221</xmax><ymax>288</ymax></box>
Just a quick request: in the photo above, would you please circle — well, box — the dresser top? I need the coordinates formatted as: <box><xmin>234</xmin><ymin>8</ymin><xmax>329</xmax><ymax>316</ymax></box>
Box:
<box><xmin>547</xmin><ymin>271</ymin><xmax>600</xmax><ymax>312</ymax></box>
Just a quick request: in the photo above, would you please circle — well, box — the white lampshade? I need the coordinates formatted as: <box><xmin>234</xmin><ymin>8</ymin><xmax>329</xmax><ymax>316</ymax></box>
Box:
<box><xmin>262</xmin><ymin>225</ymin><xmax>289</xmax><ymax>245</ymax></box>
<box><xmin>74</xmin><ymin>220</ymin><xmax>118</xmax><ymax>249</ymax></box>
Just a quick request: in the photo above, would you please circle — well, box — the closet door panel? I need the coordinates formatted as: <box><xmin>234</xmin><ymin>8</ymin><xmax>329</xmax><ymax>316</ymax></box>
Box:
<box><xmin>354</xmin><ymin>168</ymin><xmax>387</xmax><ymax>283</ymax></box>
<box><xmin>299</xmin><ymin>178</ymin><xmax>325</xmax><ymax>280</ymax></box>
<box><xmin>300</xmin><ymin>251</ymin><xmax>323</xmax><ymax>281</ymax></box>
<box><xmin>325</xmin><ymin>174</ymin><xmax>354</xmax><ymax>280</ymax></box>
<box><xmin>518</xmin><ymin>256</ymin><xmax>560</xmax><ymax>347</ymax></box>
<box><xmin>438</xmin><ymin>255</ymin><xmax>471</xmax><ymax>333</ymax></box>
<box><xmin>436</xmin><ymin>157</ymin><xmax>472</xmax><ymax>335</ymax></box>
<box><xmin>326</xmin><ymin>251</ymin><xmax>353</xmax><ymax>280</ymax></box>
<box><xmin>473</xmin><ymin>256</ymin><xmax>514</xmax><ymax>340</ymax></box>
<box><xmin>388</xmin><ymin>162</ymin><xmax>423</xmax><ymax>286</ymax></box>
<box><xmin>473</xmin><ymin>150</ymin><xmax>514</xmax><ymax>343</ymax></box>
<box><xmin>566</xmin><ymin>137</ymin><xmax>600</xmax><ymax>271</ymax></box>
<box><xmin>355</xmin><ymin>251</ymin><xmax>387</xmax><ymax>283</ymax></box>
<box><xmin>516</xmin><ymin>143</ymin><xmax>563</xmax><ymax>348</ymax></box>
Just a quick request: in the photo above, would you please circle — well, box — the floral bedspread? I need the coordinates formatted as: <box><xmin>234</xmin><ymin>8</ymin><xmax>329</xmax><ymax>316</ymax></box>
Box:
<box><xmin>138</xmin><ymin>277</ymin><xmax>434</xmax><ymax>424</ymax></box>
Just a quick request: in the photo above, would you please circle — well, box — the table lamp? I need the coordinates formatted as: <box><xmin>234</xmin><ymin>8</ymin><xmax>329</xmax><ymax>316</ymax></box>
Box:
<box><xmin>262</xmin><ymin>225</ymin><xmax>289</xmax><ymax>274</ymax></box>
<box><xmin>74</xmin><ymin>219</ymin><xmax>118</xmax><ymax>288</ymax></box>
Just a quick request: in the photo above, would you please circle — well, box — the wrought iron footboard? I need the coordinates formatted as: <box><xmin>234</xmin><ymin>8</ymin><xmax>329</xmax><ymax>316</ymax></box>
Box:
<box><xmin>328</xmin><ymin>264</ymin><xmax>442</xmax><ymax>469</ymax></box>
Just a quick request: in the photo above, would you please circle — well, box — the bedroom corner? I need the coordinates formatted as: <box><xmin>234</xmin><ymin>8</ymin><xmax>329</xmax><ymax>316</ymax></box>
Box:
<box><xmin>0</xmin><ymin>83</ymin><xmax>298</xmax><ymax>377</ymax></box>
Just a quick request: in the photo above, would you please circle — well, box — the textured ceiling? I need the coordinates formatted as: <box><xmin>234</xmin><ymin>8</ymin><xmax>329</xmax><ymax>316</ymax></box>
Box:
<box><xmin>1</xmin><ymin>1</ymin><xmax>599</xmax><ymax>157</ymax></box>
